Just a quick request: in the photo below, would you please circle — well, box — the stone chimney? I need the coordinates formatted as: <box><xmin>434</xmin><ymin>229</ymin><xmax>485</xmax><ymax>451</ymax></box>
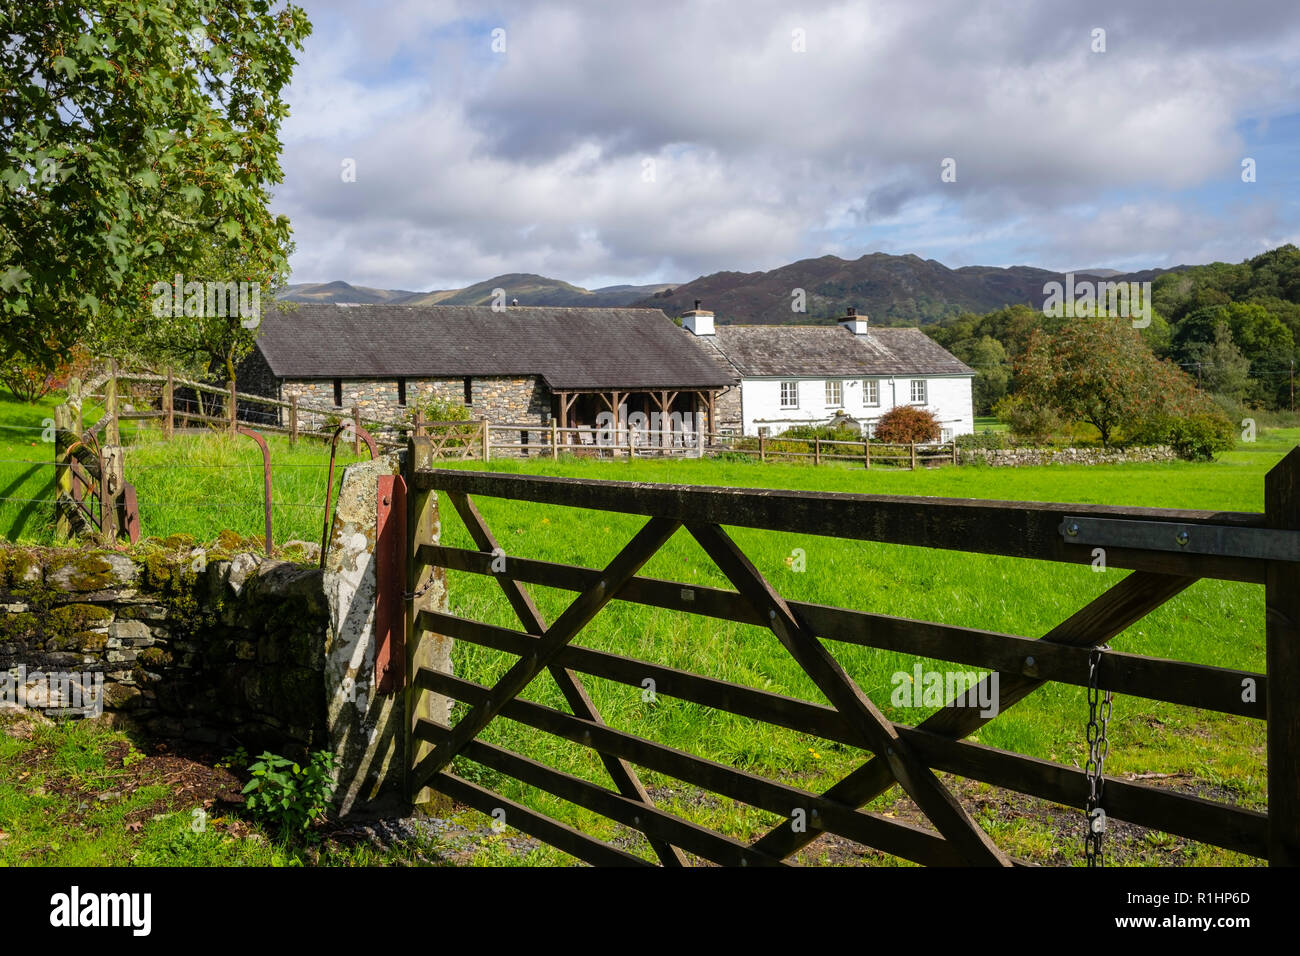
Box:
<box><xmin>839</xmin><ymin>306</ymin><xmax>869</xmax><ymax>335</ymax></box>
<box><xmin>680</xmin><ymin>299</ymin><xmax>715</xmax><ymax>336</ymax></box>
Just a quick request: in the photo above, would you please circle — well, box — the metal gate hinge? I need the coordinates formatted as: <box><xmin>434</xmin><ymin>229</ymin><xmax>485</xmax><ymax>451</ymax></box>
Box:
<box><xmin>1059</xmin><ymin>516</ymin><xmax>1300</xmax><ymax>562</ymax></box>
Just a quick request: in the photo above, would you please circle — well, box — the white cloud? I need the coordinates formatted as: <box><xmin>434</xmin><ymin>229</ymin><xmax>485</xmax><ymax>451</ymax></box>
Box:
<box><xmin>275</xmin><ymin>0</ymin><xmax>1300</xmax><ymax>287</ymax></box>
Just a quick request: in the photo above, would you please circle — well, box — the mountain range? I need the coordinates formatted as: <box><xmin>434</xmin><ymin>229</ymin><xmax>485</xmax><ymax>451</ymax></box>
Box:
<box><xmin>278</xmin><ymin>254</ymin><xmax>1186</xmax><ymax>325</ymax></box>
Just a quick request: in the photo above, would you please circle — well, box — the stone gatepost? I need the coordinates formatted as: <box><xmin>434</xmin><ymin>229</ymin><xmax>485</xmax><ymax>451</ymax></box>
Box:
<box><xmin>322</xmin><ymin>451</ymin><xmax>452</xmax><ymax>816</ymax></box>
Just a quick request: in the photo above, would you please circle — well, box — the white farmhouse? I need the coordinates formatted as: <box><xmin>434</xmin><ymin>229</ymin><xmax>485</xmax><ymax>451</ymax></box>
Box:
<box><xmin>681</xmin><ymin>305</ymin><xmax>975</xmax><ymax>440</ymax></box>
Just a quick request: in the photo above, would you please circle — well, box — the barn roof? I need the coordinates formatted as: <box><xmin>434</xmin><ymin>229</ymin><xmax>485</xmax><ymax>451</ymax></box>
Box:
<box><xmin>691</xmin><ymin>325</ymin><xmax>974</xmax><ymax>378</ymax></box>
<box><xmin>253</xmin><ymin>303</ymin><xmax>735</xmax><ymax>390</ymax></box>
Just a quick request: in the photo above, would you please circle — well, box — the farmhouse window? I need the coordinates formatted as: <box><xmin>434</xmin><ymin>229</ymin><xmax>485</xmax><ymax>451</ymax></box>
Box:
<box><xmin>780</xmin><ymin>381</ymin><xmax>798</xmax><ymax>408</ymax></box>
<box><xmin>863</xmin><ymin>379</ymin><xmax>879</xmax><ymax>406</ymax></box>
<box><xmin>910</xmin><ymin>380</ymin><xmax>927</xmax><ymax>404</ymax></box>
<box><xmin>397</xmin><ymin>378</ymin><xmax>407</xmax><ymax>406</ymax></box>
<box><xmin>464</xmin><ymin>377</ymin><xmax>473</xmax><ymax>406</ymax></box>
<box><xmin>333</xmin><ymin>378</ymin><xmax>343</xmax><ymax>407</ymax></box>
<box><xmin>825</xmin><ymin>380</ymin><xmax>843</xmax><ymax>407</ymax></box>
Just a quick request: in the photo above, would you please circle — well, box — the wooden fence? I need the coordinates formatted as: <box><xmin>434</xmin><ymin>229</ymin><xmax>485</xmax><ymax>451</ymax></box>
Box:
<box><xmin>67</xmin><ymin>364</ymin><xmax>957</xmax><ymax>470</ymax></box>
<box><xmin>401</xmin><ymin>434</ymin><xmax>1300</xmax><ymax>866</ymax></box>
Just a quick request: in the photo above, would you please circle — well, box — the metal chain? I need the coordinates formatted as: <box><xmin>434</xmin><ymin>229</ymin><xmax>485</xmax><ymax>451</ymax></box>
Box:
<box><xmin>1085</xmin><ymin>645</ymin><xmax>1113</xmax><ymax>867</ymax></box>
<box><xmin>404</xmin><ymin>577</ymin><xmax>439</xmax><ymax>601</ymax></box>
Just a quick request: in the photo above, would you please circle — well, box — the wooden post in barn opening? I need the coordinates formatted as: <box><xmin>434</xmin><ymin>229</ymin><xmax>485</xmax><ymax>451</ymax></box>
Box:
<box><xmin>228</xmin><ymin>380</ymin><xmax>237</xmax><ymax>435</ymax></box>
<box><xmin>105</xmin><ymin>360</ymin><xmax>120</xmax><ymax>446</ymax></box>
<box><xmin>289</xmin><ymin>394</ymin><xmax>299</xmax><ymax>446</ymax></box>
<box><xmin>1265</xmin><ymin>448</ymin><xmax>1300</xmax><ymax>865</ymax></box>
<box><xmin>910</xmin><ymin>442</ymin><xmax>917</xmax><ymax>470</ymax></box>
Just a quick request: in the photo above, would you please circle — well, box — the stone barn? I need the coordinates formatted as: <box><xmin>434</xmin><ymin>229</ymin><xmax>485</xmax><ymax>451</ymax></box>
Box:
<box><xmin>239</xmin><ymin>303</ymin><xmax>736</xmax><ymax>445</ymax></box>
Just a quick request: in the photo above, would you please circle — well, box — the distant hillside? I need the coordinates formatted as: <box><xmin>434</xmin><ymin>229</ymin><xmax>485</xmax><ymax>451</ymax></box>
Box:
<box><xmin>634</xmin><ymin>254</ymin><xmax>1185</xmax><ymax>326</ymax></box>
<box><xmin>279</xmin><ymin>274</ymin><xmax>674</xmax><ymax>308</ymax></box>
<box><xmin>280</xmin><ymin>255</ymin><xmax>1185</xmax><ymax>324</ymax></box>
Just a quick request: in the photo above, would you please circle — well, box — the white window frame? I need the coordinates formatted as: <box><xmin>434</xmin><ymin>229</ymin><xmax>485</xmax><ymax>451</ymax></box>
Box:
<box><xmin>862</xmin><ymin>379</ymin><xmax>879</xmax><ymax>407</ymax></box>
<box><xmin>825</xmin><ymin>380</ymin><xmax>843</xmax><ymax>408</ymax></box>
<box><xmin>780</xmin><ymin>380</ymin><xmax>799</xmax><ymax>408</ymax></box>
<box><xmin>910</xmin><ymin>379</ymin><xmax>927</xmax><ymax>404</ymax></box>
<box><xmin>941</xmin><ymin>427</ymin><xmax>952</xmax><ymax>443</ymax></box>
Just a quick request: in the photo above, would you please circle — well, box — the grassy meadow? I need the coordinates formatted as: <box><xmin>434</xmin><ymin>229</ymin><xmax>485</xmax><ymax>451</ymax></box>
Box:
<box><xmin>0</xmin><ymin>387</ymin><xmax>1291</xmax><ymax>865</ymax></box>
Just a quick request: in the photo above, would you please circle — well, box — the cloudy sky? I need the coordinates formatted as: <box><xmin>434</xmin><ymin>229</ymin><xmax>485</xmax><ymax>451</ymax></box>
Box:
<box><xmin>273</xmin><ymin>0</ymin><xmax>1300</xmax><ymax>291</ymax></box>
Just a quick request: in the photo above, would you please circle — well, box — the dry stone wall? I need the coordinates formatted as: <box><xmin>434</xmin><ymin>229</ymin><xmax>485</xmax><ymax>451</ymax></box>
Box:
<box><xmin>958</xmin><ymin>445</ymin><xmax>1176</xmax><ymax>467</ymax></box>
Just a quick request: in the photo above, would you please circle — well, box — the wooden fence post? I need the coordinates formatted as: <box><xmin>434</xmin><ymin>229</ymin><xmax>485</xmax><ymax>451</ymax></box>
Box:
<box><xmin>864</xmin><ymin>440</ymin><xmax>871</xmax><ymax>470</ymax></box>
<box><xmin>952</xmin><ymin>440</ymin><xmax>959</xmax><ymax>465</ymax></box>
<box><xmin>54</xmin><ymin>401</ymin><xmax>74</xmax><ymax>539</ymax></box>
<box><xmin>1265</xmin><ymin>447</ymin><xmax>1300</xmax><ymax>865</ymax></box>
<box><xmin>814</xmin><ymin>438</ymin><xmax>821</xmax><ymax>466</ymax></box>
<box><xmin>551</xmin><ymin>420</ymin><xmax>558</xmax><ymax>460</ymax></box>
<box><xmin>413</xmin><ymin>406</ymin><xmax>424</xmax><ymax>438</ymax></box>
<box><xmin>99</xmin><ymin>445</ymin><xmax>122</xmax><ymax>539</ymax></box>
<box><xmin>759</xmin><ymin>433</ymin><xmax>766</xmax><ymax>463</ymax></box>
<box><xmin>910</xmin><ymin>442</ymin><xmax>917</xmax><ymax>470</ymax></box>
<box><xmin>352</xmin><ymin>405</ymin><xmax>361</xmax><ymax>454</ymax></box>
<box><xmin>163</xmin><ymin>367</ymin><xmax>174</xmax><ymax>439</ymax></box>
<box><xmin>228</xmin><ymin>381</ymin><xmax>237</xmax><ymax>435</ymax></box>
<box><xmin>697</xmin><ymin>424</ymin><xmax>705</xmax><ymax>459</ymax></box>
<box><xmin>290</xmin><ymin>394</ymin><xmax>299</xmax><ymax>446</ymax></box>
<box><xmin>105</xmin><ymin>359</ymin><xmax>120</xmax><ymax>446</ymax></box>
<box><xmin>404</xmin><ymin>435</ymin><xmax>439</xmax><ymax>804</ymax></box>
<box><xmin>482</xmin><ymin>420</ymin><xmax>490</xmax><ymax>462</ymax></box>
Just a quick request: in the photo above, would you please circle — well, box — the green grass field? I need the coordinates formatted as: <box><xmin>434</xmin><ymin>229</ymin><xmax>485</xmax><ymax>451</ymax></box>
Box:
<box><xmin>0</xmin><ymin>388</ymin><xmax>1289</xmax><ymax>865</ymax></box>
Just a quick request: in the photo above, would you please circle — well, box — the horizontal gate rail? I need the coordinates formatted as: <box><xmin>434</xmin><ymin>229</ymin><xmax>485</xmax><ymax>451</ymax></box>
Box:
<box><xmin>403</xmin><ymin>442</ymin><xmax>1297</xmax><ymax>866</ymax></box>
<box><xmin>413</xmin><ymin>469</ymin><xmax>1268</xmax><ymax>583</ymax></box>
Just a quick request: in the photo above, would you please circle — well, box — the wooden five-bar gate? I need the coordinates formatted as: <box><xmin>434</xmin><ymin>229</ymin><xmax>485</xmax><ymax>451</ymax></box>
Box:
<box><xmin>400</xmin><ymin>436</ymin><xmax>1300</xmax><ymax>866</ymax></box>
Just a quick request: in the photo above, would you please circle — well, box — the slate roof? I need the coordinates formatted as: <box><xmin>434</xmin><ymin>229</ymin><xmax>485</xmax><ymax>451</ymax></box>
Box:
<box><xmin>254</xmin><ymin>303</ymin><xmax>735</xmax><ymax>390</ymax></box>
<box><xmin>692</xmin><ymin>325</ymin><xmax>974</xmax><ymax>378</ymax></box>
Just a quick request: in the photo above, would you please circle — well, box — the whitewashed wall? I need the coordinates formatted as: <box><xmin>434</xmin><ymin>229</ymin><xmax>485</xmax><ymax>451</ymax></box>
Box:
<box><xmin>741</xmin><ymin>375</ymin><xmax>974</xmax><ymax>438</ymax></box>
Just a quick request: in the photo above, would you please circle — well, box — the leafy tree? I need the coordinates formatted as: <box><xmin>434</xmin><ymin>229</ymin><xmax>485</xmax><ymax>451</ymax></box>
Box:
<box><xmin>1014</xmin><ymin>316</ymin><xmax>1228</xmax><ymax>449</ymax></box>
<box><xmin>0</xmin><ymin>0</ymin><xmax>311</xmax><ymax>370</ymax></box>
<box><xmin>965</xmin><ymin>335</ymin><xmax>1010</xmax><ymax>413</ymax></box>
<box><xmin>1182</xmin><ymin>321</ymin><xmax>1252</xmax><ymax>403</ymax></box>
<box><xmin>1172</xmin><ymin>302</ymin><xmax>1294</xmax><ymax>406</ymax></box>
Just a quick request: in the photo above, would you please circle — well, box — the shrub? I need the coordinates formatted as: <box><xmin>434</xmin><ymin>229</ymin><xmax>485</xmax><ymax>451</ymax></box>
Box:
<box><xmin>874</xmin><ymin>405</ymin><xmax>940</xmax><ymax>444</ymax></box>
<box><xmin>994</xmin><ymin>394</ymin><xmax>1062</xmax><ymax>445</ymax></box>
<box><xmin>956</xmin><ymin>429</ymin><xmax>1005</xmax><ymax>451</ymax></box>
<box><xmin>241</xmin><ymin>749</ymin><xmax>338</xmax><ymax>836</ymax></box>
<box><xmin>1141</xmin><ymin>413</ymin><xmax>1236</xmax><ymax>462</ymax></box>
